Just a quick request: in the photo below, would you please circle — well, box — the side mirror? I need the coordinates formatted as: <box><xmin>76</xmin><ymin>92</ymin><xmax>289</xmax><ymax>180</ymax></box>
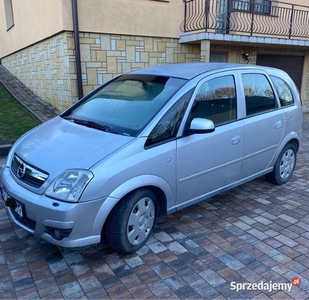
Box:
<box><xmin>187</xmin><ymin>118</ymin><xmax>215</xmax><ymax>134</ymax></box>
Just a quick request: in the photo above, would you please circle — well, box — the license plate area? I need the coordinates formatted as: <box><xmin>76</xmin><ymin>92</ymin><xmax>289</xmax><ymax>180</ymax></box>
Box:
<box><xmin>0</xmin><ymin>187</ymin><xmax>23</xmax><ymax>217</ymax></box>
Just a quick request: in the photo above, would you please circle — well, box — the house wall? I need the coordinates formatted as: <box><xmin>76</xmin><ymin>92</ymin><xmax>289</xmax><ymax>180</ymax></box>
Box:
<box><xmin>1</xmin><ymin>32</ymin><xmax>201</xmax><ymax>111</ymax></box>
<box><xmin>1</xmin><ymin>32</ymin><xmax>77</xmax><ymax>111</ymax></box>
<box><xmin>0</xmin><ymin>0</ymin><xmax>71</xmax><ymax>58</ymax></box>
<box><xmin>77</xmin><ymin>0</ymin><xmax>184</xmax><ymax>38</ymax></box>
<box><xmin>0</xmin><ymin>0</ymin><xmax>183</xmax><ymax>59</ymax></box>
<box><xmin>78</xmin><ymin>33</ymin><xmax>200</xmax><ymax>96</ymax></box>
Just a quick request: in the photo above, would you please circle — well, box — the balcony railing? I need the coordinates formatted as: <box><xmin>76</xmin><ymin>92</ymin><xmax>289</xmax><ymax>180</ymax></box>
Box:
<box><xmin>181</xmin><ymin>0</ymin><xmax>309</xmax><ymax>40</ymax></box>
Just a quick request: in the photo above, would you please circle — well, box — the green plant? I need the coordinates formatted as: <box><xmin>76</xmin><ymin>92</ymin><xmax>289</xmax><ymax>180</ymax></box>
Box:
<box><xmin>0</xmin><ymin>84</ymin><xmax>40</xmax><ymax>145</ymax></box>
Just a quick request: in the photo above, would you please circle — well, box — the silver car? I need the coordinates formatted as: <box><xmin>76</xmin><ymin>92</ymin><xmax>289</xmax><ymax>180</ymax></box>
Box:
<box><xmin>0</xmin><ymin>63</ymin><xmax>303</xmax><ymax>253</ymax></box>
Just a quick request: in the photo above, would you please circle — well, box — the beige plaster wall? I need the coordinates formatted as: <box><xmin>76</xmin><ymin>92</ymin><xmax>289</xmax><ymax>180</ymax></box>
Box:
<box><xmin>0</xmin><ymin>0</ymin><xmax>183</xmax><ymax>59</ymax></box>
<box><xmin>77</xmin><ymin>0</ymin><xmax>183</xmax><ymax>38</ymax></box>
<box><xmin>0</xmin><ymin>0</ymin><xmax>71</xmax><ymax>58</ymax></box>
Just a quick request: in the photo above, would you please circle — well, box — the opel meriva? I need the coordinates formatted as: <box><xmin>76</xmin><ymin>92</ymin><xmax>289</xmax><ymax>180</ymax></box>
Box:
<box><xmin>0</xmin><ymin>63</ymin><xmax>303</xmax><ymax>253</ymax></box>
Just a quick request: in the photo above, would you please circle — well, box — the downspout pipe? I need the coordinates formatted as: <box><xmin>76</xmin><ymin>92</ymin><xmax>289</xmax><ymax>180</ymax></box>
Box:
<box><xmin>72</xmin><ymin>0</ymin><xmax>83</xmax><ymax>99</ymax></box>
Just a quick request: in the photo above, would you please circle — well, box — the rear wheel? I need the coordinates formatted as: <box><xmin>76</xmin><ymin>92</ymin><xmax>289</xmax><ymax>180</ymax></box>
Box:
<box><xmin>266</xmin><ymin>143</ymin><xmax>297</xmax><ymax>185</ymax></box>
<box><xmin>103</xmin><ymin>188</ymin><xmax>157</xmax><ymax>254</ymax></box>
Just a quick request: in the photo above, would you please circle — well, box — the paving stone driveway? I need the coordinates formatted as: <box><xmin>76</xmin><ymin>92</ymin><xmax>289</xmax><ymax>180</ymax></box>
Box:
<box><xmin>1</xmin><ymin>115</ymin><xmax>309</xmax><ymax>299</ymax></box>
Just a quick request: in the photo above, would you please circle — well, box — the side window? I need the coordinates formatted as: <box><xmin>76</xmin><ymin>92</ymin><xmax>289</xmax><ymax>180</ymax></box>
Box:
<box><xmin>145</xmin><ymin>89</ymin><xmax>193</xmax><ymax>147</ymax></box>
<box><xmin>270</xmin><ymin>76</ymin><xmax>294</xmax><ymax>107</ymax></box>
<box><xmin>190</xmin><ymin>75</ymin><xmax>236</xmax><ymax>125</ymax></box>
<box><xmin>242</xmin><ymin>74</ymin><xmax>276</xmax><ymax>116</ymax></box>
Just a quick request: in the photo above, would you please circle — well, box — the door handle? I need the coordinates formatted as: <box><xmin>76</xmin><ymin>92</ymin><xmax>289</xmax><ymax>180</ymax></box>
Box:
<box><xmin>275</xmin><ymin>121</ymin><xmax>282</xmax><ymax>129</ymax></box>
<box><xmin>231</xmin><ymin>135</ymin><xmax>241</xmax><ymax>145</ymax></box>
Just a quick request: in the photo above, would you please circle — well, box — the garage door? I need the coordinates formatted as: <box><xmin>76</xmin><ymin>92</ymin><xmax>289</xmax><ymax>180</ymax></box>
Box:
<box><xmin>256</xmin><ymin>54</ymin><xmax>304</xmax><ymax>91</ymax></box>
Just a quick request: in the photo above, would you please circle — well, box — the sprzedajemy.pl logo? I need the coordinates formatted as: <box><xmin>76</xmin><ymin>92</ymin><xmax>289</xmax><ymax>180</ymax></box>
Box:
<box><xmin>230</xmin><ymin>277</ymin><xmax>301</xmax><ymax>293</ymax></box>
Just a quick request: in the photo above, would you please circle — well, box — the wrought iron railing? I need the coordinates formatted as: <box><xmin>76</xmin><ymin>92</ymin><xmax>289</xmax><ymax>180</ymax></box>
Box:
<box><xmin>181</xmin><ymin>0</ymin><xmax>309</xmax><ymax>39</ymax></box>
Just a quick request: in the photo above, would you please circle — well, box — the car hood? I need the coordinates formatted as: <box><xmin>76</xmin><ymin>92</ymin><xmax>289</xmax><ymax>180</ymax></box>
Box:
<box><xmin>14</xmin><ymin>116</ymin><xmax>134</xmax><ymax>177</ymax></box>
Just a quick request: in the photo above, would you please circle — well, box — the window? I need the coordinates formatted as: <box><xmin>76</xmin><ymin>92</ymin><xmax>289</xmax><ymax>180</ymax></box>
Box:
<box><xmin>4</xmin><ymin>0</ymin><xmax>14</xmax><ymax>30</ymax></box>
<box><xmin>190</xmin><ymin>75</ymin><xmax>237</xmax><ymax>125</ymax></box>
<box><xmin>242</xmin><ymin>74</ymin><xmax>276</xmax><ymax>115</ymax></box>
<box><xmin>66</xmin><ymin>74</ymin><xmax>187</xmax><ymax>137</ymax></box>
<box><xmin>233</xmin><ymin>0</ymin><xmax>271</xmax><ymax>14</ymax></box>
<box><xmin>145</xmin><ymin>89</ymin><xmax>193</xmax><ymax>147</ymax></box>
<box><xmin>271</xmin><ymin>76</ymin><xmax>294</xmax><ymax>107</ymax></box>
<box><xmin>210</xmin><ymin>52</ymin><xmax>228</xmax><ymax>62</ymax></box>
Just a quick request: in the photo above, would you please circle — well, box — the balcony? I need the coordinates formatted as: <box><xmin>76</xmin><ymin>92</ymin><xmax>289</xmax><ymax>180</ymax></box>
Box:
<box><xmin>181</xmin><ymin>0</ymin><xmax>309</xmax><ymax>41</ymax></box>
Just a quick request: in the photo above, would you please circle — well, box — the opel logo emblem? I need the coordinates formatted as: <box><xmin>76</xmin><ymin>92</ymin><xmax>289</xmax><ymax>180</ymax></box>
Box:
<box><xmin>17</xmin><ymin>163</ymin><xmax>26</xmax><ymax>179</ymax></box>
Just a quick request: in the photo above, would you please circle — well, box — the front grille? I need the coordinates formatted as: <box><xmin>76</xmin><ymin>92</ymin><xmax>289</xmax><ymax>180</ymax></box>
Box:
<box><xmin>11</xmin><ymin>155</ymin><xmax>49</xmax><ymax>188</ymax></box>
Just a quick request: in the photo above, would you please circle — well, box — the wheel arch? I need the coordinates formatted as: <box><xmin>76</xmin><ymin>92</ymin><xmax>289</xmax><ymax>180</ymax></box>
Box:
<box><xmin>107</xmin><ymin>174</ymin><xmax>172</xmax><ymax>216</ymax></box>
<box><xmin>266</xmin><ymin>139</ymin><xmax>298</xmax><ymax>185</ymax></box>
<box><xmin>92</xmin><ymin>175</ymin><xmax>173</xmax><ymax>239</ymax></box>
<box><xmin>105</xmin><ymin>185</ymin><xmax>168</xmax><ymax>219</ymax></box>
<box><xmin>288</xmin><ymin>138</ymin><xmax>300</xmax><ymax>152</ymax></box>
<box><xmin>269</xmin><ymin>132</ymin><xmax>301</xmax><ymax>168</ymax></box>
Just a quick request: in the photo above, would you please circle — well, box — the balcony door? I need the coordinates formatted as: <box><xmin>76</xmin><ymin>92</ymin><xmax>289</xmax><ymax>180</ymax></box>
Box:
<box><xmin>216</xmin><ymin>0</ymin><xmax>229</xmax><ymax>33</ymax></box>
<box><xmin>233</xmin><ymin>0</ymin><xmax>271</xmax><ymax>14</ymax></box>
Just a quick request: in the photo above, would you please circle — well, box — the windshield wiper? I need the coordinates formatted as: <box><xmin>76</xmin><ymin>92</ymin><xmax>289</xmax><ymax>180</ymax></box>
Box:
<box><xmin>63</xmin><ymin>117</ymin><xmax>119</xmax><ymax>134</ymax></box>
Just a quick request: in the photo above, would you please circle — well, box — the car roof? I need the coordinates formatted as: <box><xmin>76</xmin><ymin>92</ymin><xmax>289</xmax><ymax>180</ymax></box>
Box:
<box><xmin>128</xmin><ymin>62</ymin><xmax>274</xmax><ymax>80</ymax></box>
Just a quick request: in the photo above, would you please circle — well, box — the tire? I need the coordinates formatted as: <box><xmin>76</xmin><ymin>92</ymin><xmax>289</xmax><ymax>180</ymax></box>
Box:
<box><xmin>103</xmin><ymin>188</ymin><xmax>157</xmax><ymax>254</ymax></box>
<box><xmin>266</xmin><ymin>143</ymin><xmax>297</xmax><ymax>185</ymax></box>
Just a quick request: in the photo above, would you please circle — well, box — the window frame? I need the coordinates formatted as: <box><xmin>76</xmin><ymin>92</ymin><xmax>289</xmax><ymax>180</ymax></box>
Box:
<box><xmin>4</xmin><ymin>0</ymin><xmax>14</xmax><ymax>31</ymax></box>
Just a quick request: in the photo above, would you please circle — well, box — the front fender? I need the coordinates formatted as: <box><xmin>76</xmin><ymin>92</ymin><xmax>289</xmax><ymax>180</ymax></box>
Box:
<box><xmin>108</xmin><ymin>174</ymin><xmax>174</xmax><ymax>201</ymax></box>
<box><xmin>91</xmin><ymin>174</ymin><xmax>174</xmax><ymax>236</ymax></box>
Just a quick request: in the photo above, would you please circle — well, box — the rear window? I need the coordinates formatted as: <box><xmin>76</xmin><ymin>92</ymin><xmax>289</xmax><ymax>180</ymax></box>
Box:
<box><xmin>270</xmin><ymin>76</ymin><xmax>294</xmax><ymax>107</ymax></box>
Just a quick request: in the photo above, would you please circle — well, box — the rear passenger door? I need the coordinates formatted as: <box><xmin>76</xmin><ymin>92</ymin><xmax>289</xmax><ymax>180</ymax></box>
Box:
<box><xmin>239</xmin><ymin>71</ymin><xmax>285</xmax><ymax>179</ymax></box>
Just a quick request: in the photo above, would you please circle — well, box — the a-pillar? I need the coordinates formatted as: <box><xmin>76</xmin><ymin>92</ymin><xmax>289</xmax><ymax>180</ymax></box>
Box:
<box><xmin>200</xmin><ymin>40</ymin><xmax>210</xmax><ymax>62</ymax></box>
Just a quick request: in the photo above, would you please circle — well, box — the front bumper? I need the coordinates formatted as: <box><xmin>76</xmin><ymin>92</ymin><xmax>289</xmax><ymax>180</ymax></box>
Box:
<box><xmin>0</xmin><ymin>164</ymin><xmax>108</xmax><ymax>248</ymax></box>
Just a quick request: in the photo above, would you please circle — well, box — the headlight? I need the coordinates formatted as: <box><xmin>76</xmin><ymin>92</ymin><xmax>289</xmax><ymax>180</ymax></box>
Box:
<box><xmin>46</xmin><ymin>170</ymin><xmax>94</xmax><ymax>202</ymax></box>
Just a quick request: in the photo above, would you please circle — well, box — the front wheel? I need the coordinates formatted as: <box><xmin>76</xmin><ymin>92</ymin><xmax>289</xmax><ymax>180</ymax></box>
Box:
<box><xmin>266</xmin><ymin>143</ymin><xmax>297</xmax><ymax>185</ymax></box>
<box><xmin>103</xmin><ymin>189</ymin><xmax>157</xmax><ymax>254</ymax></box>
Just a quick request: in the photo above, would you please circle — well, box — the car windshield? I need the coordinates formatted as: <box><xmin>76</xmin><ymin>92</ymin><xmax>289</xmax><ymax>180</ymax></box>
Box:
<box><xmin>63</xmin><ymin>74</ymin><xmax>187</xmax><ymax>136</ymax></box>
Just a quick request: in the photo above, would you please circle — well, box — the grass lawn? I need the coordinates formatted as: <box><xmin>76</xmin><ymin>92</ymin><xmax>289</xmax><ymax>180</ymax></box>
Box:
<box><xmin>0</xmin><ymin>83</ymin><xmax>41</xmax><ymax>145</ymax></box>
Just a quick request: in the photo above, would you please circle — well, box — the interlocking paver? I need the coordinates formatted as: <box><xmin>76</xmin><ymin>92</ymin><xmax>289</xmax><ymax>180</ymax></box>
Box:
<box><xmin>264</xmin><ymin>238</ymin><xmax>284</xmax><ymax>249</ymax></box>
<box><xmin>190</xmin><ymin>278</ymin><xmax>220</xmax><ymax>298</ymax></box>
<box><xmin>147</xmin><ymin>279</ymin><xmax>175</xmax><ymax>298</ymax></box>
<box><xmin>278</xmin><ymin>245</ymin><xmax>301</xmax><ymax>260</ymax></box>
<box><xmin>199</xmin><ymin>268</ymin><xmax>226</xmax><ymax>287</ymax></box>
<box><xmin>219</xmin><ymin>254</ymin><xmax>245</xmax><ymax>271</ymax></box>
